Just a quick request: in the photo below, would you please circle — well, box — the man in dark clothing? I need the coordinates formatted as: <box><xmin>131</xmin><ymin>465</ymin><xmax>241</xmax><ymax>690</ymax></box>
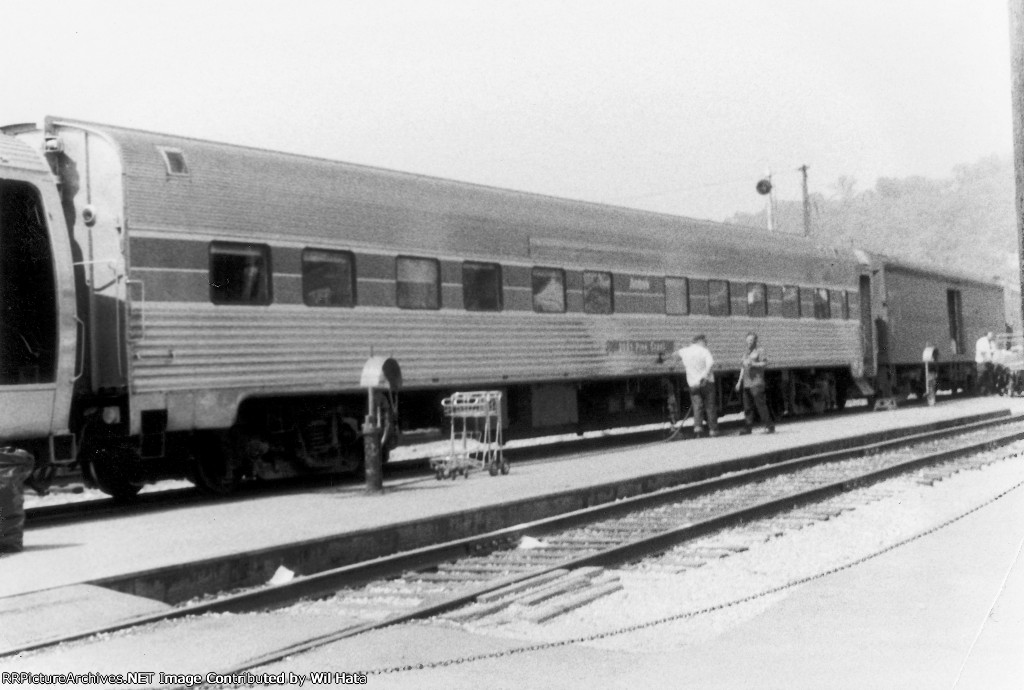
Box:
<box><xmin>736</xmin><ymin>332</ymin><xmax>774</xmax><ymax>434</ymax></box>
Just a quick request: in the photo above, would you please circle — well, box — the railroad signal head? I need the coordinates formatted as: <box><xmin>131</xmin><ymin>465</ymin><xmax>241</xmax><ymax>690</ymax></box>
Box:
<box><xmin>756</xmin><ymin>178</ymin><xmax>772</xmax><ymax>195</ymax></box>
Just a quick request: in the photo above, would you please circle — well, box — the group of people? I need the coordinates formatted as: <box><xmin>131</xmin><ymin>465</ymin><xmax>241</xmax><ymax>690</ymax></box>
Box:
<box><xmin>670</xmin><ymin>329</ymin><xmax>1012</xmax><ymax>436</ymax></box>
<box><xmin>673</xmin><ymin>332</ymin><xmax>774</xmax><ymax>438</ymax></box>
<box><xmin>975</xmin><ymin>330</ymin><xmax>1020</xmax><ymax>396</ymax></box>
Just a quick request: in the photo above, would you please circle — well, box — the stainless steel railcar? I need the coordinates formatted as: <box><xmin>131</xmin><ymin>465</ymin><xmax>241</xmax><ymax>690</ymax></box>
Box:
<box><xmin>0</xmin><ymin>116</ymin><xmax>1002</xmax><ymax>498</ymax></box>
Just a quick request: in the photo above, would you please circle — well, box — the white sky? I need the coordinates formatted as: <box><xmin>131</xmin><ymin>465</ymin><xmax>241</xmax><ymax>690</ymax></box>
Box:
<box><xmin>0</xmin><ymin>0</ymin><xmax>1013</xmax><ymax>223</ymax></box>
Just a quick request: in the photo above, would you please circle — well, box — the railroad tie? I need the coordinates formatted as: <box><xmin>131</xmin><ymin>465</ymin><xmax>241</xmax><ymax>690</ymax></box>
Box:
<box><xmin>524</xmin><ymin>576</ymin><xmax>624</xmax><ymax>624</ymax></box>
<box><xmin>408</xmin><ymin>571</ymin><xmax>488</xmax><ymax>583</ymax></box>
<box><xmin>441</xmin><ymin>598</ymin><xmax>516</xmax><ymax>623</ymax></box>
<box><xmin>544</xmin><ymin>536</ymin><xmax>625</xmax><ymax>547</ymax></box>
<box><xmin>513</xmin><ymin>567</ymin><xmax>605</xmax><ymax>607</ymax></box>
<box><xmin>436</xmin><ymin>561</ymin><xmax>538</xmax><ymax>575</ymax></box>
<box><xmin>476</xmin><ymin>569</ymin><xmax>571</xmax><ymax>603</ymax></box>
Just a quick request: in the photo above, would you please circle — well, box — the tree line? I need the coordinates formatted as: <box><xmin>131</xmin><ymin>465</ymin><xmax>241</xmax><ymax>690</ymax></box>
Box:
<box><xmin>726</xmin><ymin>155</ymin><xmax>1018</xmax><ymax>286</ymax></box>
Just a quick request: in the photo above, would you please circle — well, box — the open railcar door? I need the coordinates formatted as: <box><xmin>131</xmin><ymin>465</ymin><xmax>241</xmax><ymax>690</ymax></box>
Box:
<box><xmin>0</xmin><ymin>178</ymin><xmax>71</xmax><ymax>444</ymax></box>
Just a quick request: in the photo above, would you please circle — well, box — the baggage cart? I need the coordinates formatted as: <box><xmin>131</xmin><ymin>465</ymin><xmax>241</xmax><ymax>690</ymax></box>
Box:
<box><xmin>430</xmin><ymin>391</ymin><xmax>509</xmax><ymax>479</ymax></box>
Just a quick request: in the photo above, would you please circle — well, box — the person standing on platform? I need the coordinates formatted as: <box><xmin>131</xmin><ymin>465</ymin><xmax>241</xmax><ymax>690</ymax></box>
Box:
<box><xmin>975</xmin><ymin>331</ymin><xmax>996</xmax><ymax>395</ymax></box>
<box><xmin>676</xmin><ymin>335</ymin><xmax>719</xmax><ymax>438</ymax></box>
<box><xmin>736</xmin><ymin>332</ymin><xmax>774</xmax><ymax>435</ymax></box>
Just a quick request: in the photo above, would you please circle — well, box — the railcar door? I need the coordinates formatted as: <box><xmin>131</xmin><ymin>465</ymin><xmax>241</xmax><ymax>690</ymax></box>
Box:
<box><xmin>0</xmin><ymin>179</ymin><xmax>59</xmax><ymax>439</ymax></box>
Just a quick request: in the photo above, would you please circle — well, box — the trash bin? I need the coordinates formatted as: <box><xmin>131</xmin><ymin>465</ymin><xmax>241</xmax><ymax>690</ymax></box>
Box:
<box><xmin>0</xmin><ymin>447</ymin><xmax>35</xmax><ymax>554</ymax></box>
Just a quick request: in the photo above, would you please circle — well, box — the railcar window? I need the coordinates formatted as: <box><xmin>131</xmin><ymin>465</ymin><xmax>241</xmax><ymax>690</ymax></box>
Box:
<box><xmin>689</xmin><ymin>279</ymin><xmax>710</xmax><ymax>315</ymax></box>
<box><xmin>782</xmin><ymin>285</ymin><xmax>801</xmax><ymax>318</ymax></box>
<box><xmin>665</xmin><ymin>277</ymin><xmax>689</xmax><ymax>315</ymax></box>
<box><xmin>463</xmin><ymin>261</ymin><xmax>502</xmax><ymax>311</ymax></box>
<box><xmin>708</xmin><ymin>280</ymin><xmax>730</xmax><ymax>317</ymax></box>
<box><xmin>842</xmin><ymin>291</ymin><xmax>850</xmax><ymax>319</ymax></box>
<box><xmin>746</xmin><ymin>283</ymin><xmax>767</xmax><ymax>317</ymax></box>
<box><xmin>302</xmin><ymin>249</ymin><xmax>355</xmax><ymax>307</ymax></box>
<box><xmin>532</xmin><ymin>267</ymin><xmax>566</xmax><ymax>313</ymax></box>
<box><xmin>583</xmin><ymin>271</ymin><xmax>613</xmax><ymax>314</ymax></box>
<box><xmin>209</xmin><ymin>242</ymin><xmax>272</xmax><ymax>305</ymax></box>
<box><xmin>814</xmin><ymin>288</ymin><xmax>831</xmax><ymax>319</ymax></box>
<box><xmin>157</xmin><ymin>146</ymin><xmax>190</xmax><ymax>176</ymax></box>
<box><xmin>397</xmin><ymin>256</ymin><xmax>440</xmax><ymax>309</ymax></box>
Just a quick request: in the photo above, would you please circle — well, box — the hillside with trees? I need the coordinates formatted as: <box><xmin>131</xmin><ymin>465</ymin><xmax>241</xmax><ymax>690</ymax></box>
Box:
<box><xmin>726</xmin><ymin>156</ymin><xmax>1019</xmax><ymax>286</ymax></box>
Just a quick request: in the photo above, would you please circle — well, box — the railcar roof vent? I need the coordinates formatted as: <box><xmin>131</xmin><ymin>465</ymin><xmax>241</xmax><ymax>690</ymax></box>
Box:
<box><xmin>157</xmin><ymin>146</ymin><xmax>190</xmax><ymax>176</ymax></box>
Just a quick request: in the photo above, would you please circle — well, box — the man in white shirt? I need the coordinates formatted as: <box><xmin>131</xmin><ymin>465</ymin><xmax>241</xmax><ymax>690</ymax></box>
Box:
<box><xmin>975</xmin><ymin>331</ymin><xmax>995</xmax><ymax>394</ymax></box>
<box><xmin>676</xmin><ymin>334</ymin><xmax>719</xmax><ymax>437</ymax></box>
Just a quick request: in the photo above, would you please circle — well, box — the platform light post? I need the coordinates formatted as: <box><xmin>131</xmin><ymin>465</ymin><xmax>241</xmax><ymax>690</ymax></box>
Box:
<box><xmin>798</xmin><ymin>164</ymin><xmax>811</xmax><ymax>236</ymax></box>
<box><xmin>359</xmin><ymin>356</ymin><xmax>402</xmax><ymax>495</ymax></box>
<box><xmin>756</xmin><ymin>172</ymin><xmax>774</xmax><ymax>232</ymax></box>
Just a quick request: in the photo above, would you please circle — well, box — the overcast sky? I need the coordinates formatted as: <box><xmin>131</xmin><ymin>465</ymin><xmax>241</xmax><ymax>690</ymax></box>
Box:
<box><xmin>0</xmin><ymin>0</ymin><xmax>1013</xmax><ymax>224</ymax></box>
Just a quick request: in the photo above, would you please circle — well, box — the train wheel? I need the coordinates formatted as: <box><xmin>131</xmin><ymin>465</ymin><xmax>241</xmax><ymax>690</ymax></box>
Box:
<box><xmin>83</xmin><ymin>445</ymin><xmax>143</xmax><ymax>501</ymax></box>
<box><xmin>190</xmin><ymin>432</ymin><xmax>241</xmax><ymax>495</ymax></box>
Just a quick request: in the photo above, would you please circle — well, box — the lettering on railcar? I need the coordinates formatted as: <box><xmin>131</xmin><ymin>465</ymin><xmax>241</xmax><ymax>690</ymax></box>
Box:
<box><xmin>606</xmin><ymin>339</ymin><xmax>676</xmax><ymax>355</ymax></box>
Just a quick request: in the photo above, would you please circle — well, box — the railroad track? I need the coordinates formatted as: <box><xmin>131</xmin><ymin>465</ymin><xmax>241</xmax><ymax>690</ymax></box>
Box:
<box><xmin>5</xmin><ymin>411</ymin><xmax>1023</xmax><ymax>667</ymax></box>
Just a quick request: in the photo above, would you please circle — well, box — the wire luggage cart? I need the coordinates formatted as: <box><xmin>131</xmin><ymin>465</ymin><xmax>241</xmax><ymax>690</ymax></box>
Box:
<box><xmin>430</xmin><ymin>391</ymin><xmax>509</xmax><ymax>479</ymax></box>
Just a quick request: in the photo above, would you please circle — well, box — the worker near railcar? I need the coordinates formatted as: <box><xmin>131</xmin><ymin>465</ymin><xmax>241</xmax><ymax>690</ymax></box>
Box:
<box><xmin>975</xmin><ymin>331</ymin><xmax>996</xmax><ymax>395</ymax></box>
<box><xmin>675</xmin><ymin>335</ymin><xmax>719</xmax><ymax>438</ymax></box>
<box><xmin>736</xmin><ymin>332</ymin><xmax>775</xmax><ymax>434</ymax></box>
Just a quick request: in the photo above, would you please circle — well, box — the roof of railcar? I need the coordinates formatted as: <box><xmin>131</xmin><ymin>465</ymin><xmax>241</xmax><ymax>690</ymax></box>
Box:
<box><xmin>872</xmin><ymin>253</ymin><xmax>1004</xmax><ymax>291</ymax></box>
<box><xmin>42</xmin><ymin>116</ymin><xmax>860</xmax><ymax>285</ymax></box>
<box><xmin>0</xmin><ymin>131</ymin><xmax>50</xmax><ymax>173</ymax></box>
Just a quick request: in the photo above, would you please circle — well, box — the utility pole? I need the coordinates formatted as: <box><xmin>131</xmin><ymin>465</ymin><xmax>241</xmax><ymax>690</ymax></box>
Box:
<box><xmin>798</xmin><ymin>164</ymin><xmax>811</xmax><ymax>236</ymax></box>
<box><xmin>1011</xmin><ymin>0</ymin><xmax>1024</xmax><ymax>331</ymax></box>
<box><xmin>755</xmin><ymin>172</ymin><xmax>775</xmax><ymax>231</ymax></box>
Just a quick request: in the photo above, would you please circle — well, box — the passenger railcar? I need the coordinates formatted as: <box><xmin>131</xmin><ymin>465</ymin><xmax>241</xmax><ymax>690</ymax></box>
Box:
<box><xmin>0</xmin><ymin>116</ymin><xmax>1004</xmax><ymax>498</ymax></box>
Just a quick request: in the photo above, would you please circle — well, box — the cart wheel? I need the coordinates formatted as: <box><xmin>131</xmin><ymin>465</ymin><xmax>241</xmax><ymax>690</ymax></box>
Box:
<box><xmin>488</xmin><ymin>462</ymin><xmax>499</xmax><ymax>476</ymax></box>
<box><xmin>500</xmin><ymin>461</ymin><xmax>510</xmax><ymax>475</ymax></box>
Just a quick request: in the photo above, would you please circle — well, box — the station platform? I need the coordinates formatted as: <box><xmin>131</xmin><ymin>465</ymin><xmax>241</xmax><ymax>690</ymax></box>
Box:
<box><xmin>1</xmin><ymin>396</ymin><xmax>1021</xmax><ymax>607</ymax></box>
